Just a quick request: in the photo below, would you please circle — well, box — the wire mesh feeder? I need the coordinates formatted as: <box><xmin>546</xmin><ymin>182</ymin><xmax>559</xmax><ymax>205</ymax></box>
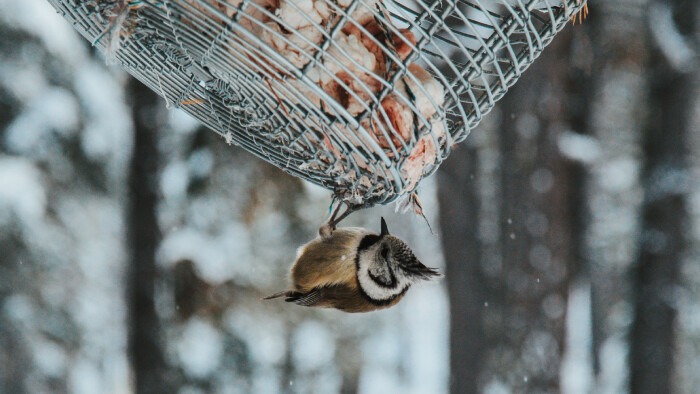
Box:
<box><xmin>47</xmin><ymin>0</ymin><xmax>586</xmax><ymax>208</ymax></box>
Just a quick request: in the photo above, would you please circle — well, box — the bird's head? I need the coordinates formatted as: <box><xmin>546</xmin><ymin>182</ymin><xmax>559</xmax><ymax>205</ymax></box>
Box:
<box><xmin>355</xmin><ymin>217</ymin><xmax>440</xmax><ymax>304</ymax></box>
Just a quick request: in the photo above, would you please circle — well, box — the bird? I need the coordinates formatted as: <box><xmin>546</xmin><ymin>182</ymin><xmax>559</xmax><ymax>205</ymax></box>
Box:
<box><xmin>262</xmin><ymin>217</ymin><xmax>440</xmax><ymax>313</ymax></box>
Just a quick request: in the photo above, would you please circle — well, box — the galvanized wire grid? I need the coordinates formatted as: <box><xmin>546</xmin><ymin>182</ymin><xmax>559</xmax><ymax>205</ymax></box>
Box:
<box><xmin>47</xmin><ymin>0</ymin><xmax>586</xmax><ymax>206</ymax></box>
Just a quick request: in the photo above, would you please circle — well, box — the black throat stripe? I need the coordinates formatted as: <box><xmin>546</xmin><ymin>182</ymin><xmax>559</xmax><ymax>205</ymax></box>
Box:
<box><xmin>356</xmin><ymin>281</ymin><xmax>409</xmax><ymax>306</ymax></box>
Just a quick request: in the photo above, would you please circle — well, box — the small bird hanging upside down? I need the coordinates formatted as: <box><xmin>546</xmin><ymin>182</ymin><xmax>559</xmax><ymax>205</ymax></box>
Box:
<box><xmin>263</xmin><ymin>218</ymin><xmax>441</xmax><ymax>313</ymax></box>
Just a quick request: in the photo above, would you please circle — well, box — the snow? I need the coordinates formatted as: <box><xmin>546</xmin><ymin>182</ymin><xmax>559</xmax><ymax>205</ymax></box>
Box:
<box><xmin>359</xmin><ymin>366</ymin><xmax>402</xmax><ymax>394</ymax></box>
<box><xmin>3</xmin><ymin>294</ymin><xmax>34</xmax><ymax>324</ymax></box>
<box><xmin>251</xmin><ymin>369</ymin><xmax>282</xmax><ymax>394</ymax></box>
<box><xmin>0</xmin><ymin>156</ymin><xmax>46</xmax><ymax>223</ymax></box>
<box><xmin>560</xmin><ymin>281</ymin><xmax>594</xmax><ymax>394</ymax></box>
<box><xmin>678</xmin><ymin>301</ymin><xmax>700</xmax><ymax>333</ymax></box>
<box><xmin>649</xmin><ymin>2</ymin><xmax>696</xmax><ymax>73</ymax></box>
<box><xmin>483</xmin><ymin>379</ymin><xmax>512</xmax><ymax>394</ymax></box>
<box><xmin>302</xmin><ymin>180</ymin><xmax>332</xmax><ymax>200</ymax></box>
<box><xmin>361</xmin><ymin>328</ymin><xmax>401</xmax><ymax>366</ymax></box>
<box><xmin>401</xmin><ymin>283</ymin><xmax>450</xmax><ymax>394</ymax></box>
<box><xmin>0</xmin><ymin>5</ymin><xmax>133</xmax><ymax>389</ymax></box>
<box><xmin>0</xmin><ymin>0</ymin><xmax>88</xmax><ymax>65</ymax></box>
<box><xmin>522</xmin><ymin>330</ymin><xmax>559</xmax><ymax>376</ymax></box>
<box><xmin>161</xmin><ymin>160</ymin><xmax>190</xmax><ymax>201</ymax></box>
<box><xmin>0</xmin><ymin>60</ymin><xmax>49</xmax><ymax>104</ymax></box>
<box><xmin>541</xmin><ymin>293</ymin><xmax>565</xmax><ymax>320</ymax></box>
<box><xmin>68</xmin><ymin>357</ymin><xmax>102</xmax><ymax>394</ymax></box>
<box><xmin>4</xmin><ymin>87</ymin><xmax>80</xmax><ymax>153</ymax></box>
<box><xmin>176</xmin><ymin>318</ymin><xmax>224</xmax><ymax>378</ymax></box>
<box><xmin>188</xmin><ymin>148</ymin><xmax>214</xmax><ymax>179</ymax></box>
<box><xmin>689</xmin><ymin>191</ymin><xmax>700</xmax><ymax>240</ymax></box>
<box><xmin>292</xmin><ymin>321</ymin><xmax>336</xmax><ymax>371</ymax></box>
<box><xmin>158</xmin><ymin>227</ymin><xmax>253</xmax><ymax>284</ymax></box>
<box><xmin>32</xmin><ymin>339</ymin><xmax>68</xmax><ymax>378</ymax></box>
<box><xmin>312</xmin><ymin>369</ymin><xmax>343</xmax><ymax>393</ymax></box>
<box><xmin>74</xmin><ymin>62</ymin><xmax>132</xmax><ymax>164</ymax></box>
<box><xmin>557</xmin><ymin>130</ymin><xmax>602</xmax><ymax>164</ymax></box>
<box><xmin>225</xmin><ymin>309</ymin><xmax>287</xmax><ymax>366</ymax></box>
<box><xmin>595</xmin><ymin>337</ymin><xmax>629</xmax><ymax>394</ymax></box>
<box><xmin>159</xmin><ymin>149</ymin><xmax>214</xmax><ymax>199</ymax></box>
<box><xmin>597</xmin><ymin>158</ymin><xmax>640</xmax><ymax>193</ymax></box>
<box><xmin>169</xmin><ymin>109</ymin><xmax>202</xmax><ymax>135</ymax></box>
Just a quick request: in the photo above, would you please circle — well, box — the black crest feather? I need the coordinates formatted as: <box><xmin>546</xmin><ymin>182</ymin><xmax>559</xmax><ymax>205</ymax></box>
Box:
<box><xmin>380</xmin><ymin>217</ymin><xmax>390</xmax><ymax>236</ymax></box>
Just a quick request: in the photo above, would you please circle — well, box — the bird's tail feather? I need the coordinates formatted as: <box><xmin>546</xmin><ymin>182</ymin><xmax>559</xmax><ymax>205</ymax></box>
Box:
<box><xmin>261</xmin><ymin>291</ymin><xmax>292</xmax><ymax>300</ymax></box>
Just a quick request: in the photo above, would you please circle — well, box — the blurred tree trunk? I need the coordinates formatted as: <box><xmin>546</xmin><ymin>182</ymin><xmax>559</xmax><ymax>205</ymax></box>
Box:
<box><xmin>0</xmin><ymin>325</ymin><xmax>27</xmax><ymax>392</ymax></box>
<box><xmin>337</xmin><ymin>337</ymin><xmax>362</xmax><ymax>394</ymax></box>
<box><xmin>630</xmin><ymin>1</ymin><xmax>694</xmax><ymax>392</ymax></box>
<box><xmin>495</xmin><ymin>32</ymin><xmax>580</xmax><ymax>392</ymax></box>
<box><xmin>676</xmin><ymin>2</ymin><xmax>700</xmax><ymax>391</ymax></box>
<box><xmin>127</xmin><ymin>79</ymin><xmax>170</xmax><ymax>393</ymax></box>
<box><xmin>579</xmin><ymin>3</ymin><xmax>649</xmax><ymax>391</ymax></box>
<box><xmin>438</xmin><ymin>141</ymin><xmax>483</xmax><ymax>394</ymax></box>
<box><xmin>438</xmin><ymin>26</ymin><xmax>584</xmax><ymax>391</ymax></box>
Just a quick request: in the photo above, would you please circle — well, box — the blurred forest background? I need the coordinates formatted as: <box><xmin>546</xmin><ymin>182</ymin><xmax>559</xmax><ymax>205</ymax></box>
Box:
<box><xmin>1</xmin><ymin>0</ymin><xmax>699</xmax><ymax>393</ymax></box>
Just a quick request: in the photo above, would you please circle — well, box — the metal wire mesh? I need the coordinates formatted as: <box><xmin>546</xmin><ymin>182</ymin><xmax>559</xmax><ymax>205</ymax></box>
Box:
<box><xmin>46</xmin><ymin>0</ymin><xmax>586</xmax><ymax>206</ymax></box>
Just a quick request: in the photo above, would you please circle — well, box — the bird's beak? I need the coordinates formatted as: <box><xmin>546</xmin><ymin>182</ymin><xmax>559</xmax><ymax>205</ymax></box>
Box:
<box><xmin>380</xmin><ymin>217</ymin><xmax>390</xmax><ymax>236</ymax></box>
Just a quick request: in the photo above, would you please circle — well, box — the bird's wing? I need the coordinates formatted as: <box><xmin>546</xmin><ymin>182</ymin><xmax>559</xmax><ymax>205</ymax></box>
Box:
<box><xmin>292</xmin><ymin>228</ymin><xmax>368</xmax><ymax>291</ymax></box>
<box><xmin>281</xmin><ymin>284</ymin><xmax>396</xmax><ymax>312</ymax></box>
<box><xmin>285</xmin><ymin>290</ymin><xmax>323</xmax><ymax>307</ymax></box>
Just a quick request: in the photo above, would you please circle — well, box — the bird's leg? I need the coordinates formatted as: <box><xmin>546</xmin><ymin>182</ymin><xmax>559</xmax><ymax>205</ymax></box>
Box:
<box><xmin>319</xmin><ymin>201</ymin><xmax>359</xmax><ymax>240</ymax></box>
<box><xmin>328</xmin><ymin>204</ymin><xmax>358</xmax><ymax>228</ymax></box>
<box><xmin>320</xmin><ymin>200</ymin><xmax>343</xmax><ymax>239</ymax></box>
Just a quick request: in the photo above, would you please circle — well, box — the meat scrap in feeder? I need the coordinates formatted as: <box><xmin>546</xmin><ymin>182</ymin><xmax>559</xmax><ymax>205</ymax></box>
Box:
<box><xmin>184</xmin><ymin>0</ymin><xmax>448</xmax><ymax>196</ymax></box>
<box><xmin>46</xmin><ymin>0</ymin><xmax>588</xmax><ymax>207</ymax></box>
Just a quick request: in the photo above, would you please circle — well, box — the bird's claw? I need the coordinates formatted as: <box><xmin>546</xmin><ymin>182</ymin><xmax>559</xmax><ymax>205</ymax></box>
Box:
<box><xmin>319</xmin><ymin>223</ymin><xmax>334</xmax><ymax>240</ymax></box>
<box><xmin>319</xmin><ymin>200</ymin><xmax>360</xmax><ymax>240</ymax></box>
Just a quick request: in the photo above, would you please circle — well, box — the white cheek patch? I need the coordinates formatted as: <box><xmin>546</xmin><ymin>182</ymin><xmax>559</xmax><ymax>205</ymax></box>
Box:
<box><xmin>356</xmin><ymin>253</ymin><xmax>410</xmax><ymax>301</ymax></box>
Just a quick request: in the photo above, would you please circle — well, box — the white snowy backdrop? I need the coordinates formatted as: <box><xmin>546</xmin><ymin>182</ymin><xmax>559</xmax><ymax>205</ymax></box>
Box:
<box><xmin>1</xmin><ymin>0</ymin><xmax>700</xmax><ymax>394</ymax></box>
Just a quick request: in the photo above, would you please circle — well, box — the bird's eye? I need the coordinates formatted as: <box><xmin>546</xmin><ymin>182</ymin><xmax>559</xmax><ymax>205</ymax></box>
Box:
<box><xmin>381</xmin><ymin>246</ymin><xmax>389</xmax><ymax>260</ymax></box>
